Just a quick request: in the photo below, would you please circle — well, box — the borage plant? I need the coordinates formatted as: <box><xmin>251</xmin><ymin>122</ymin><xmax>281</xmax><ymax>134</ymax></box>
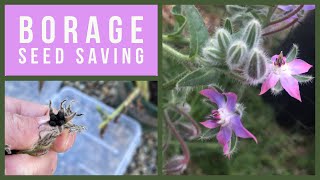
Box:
<box><xmin>162</xmin><ymin>5</ymin><xmax>314</xmax><ymax>174</ymax></box>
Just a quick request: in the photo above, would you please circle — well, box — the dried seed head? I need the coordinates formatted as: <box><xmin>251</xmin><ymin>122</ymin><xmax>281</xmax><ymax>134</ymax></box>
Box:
<box><xmin>6</xmin><ymin>100</ymin><xmax>86</xmax><ymax>156</ymax></box>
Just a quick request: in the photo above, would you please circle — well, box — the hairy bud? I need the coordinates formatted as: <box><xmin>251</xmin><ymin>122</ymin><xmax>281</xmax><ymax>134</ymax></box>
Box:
<box><xmin>244</xmin><ymin>48</ymin><xmax>269</xmax><ymax>85</ymax></box>
<box><xmin>242</xmin><ymin>20</ymin><xmax>261</xmax><ymax>49</ymax></box>
<box><xmin>163</xmin><ymin>155</ymin><xmax>187</xmax><ymax>175</ymax></box>
<box><xmin>202</xmin><ymin>46</ymin><xmax>225</xmax><ymax>64</ymax></box>
<box><xmin>176</xmin><ymin>122</ymin><xmax>199</xmax><ymax>140</ymax></box>
<box><xmin>226</xmin><ymin>41</ymin><xmax>248</xmax><ymax>70</ymax></box>
<box><xmin>215</xmin><ymin>28</ymin><xmax>231</xmax><ymax>52</ymax></box>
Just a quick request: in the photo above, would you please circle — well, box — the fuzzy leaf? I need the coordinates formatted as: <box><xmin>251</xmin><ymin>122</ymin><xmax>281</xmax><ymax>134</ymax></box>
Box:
<box><xmin>293</xmin><ymin>74</ymin><xmax>314</xmax><ymax>83</ymax></box>
<box><xmin>168</xmin><ymin>5</ymin><xmax>187</xmax><ymax>37</ymax></box>
<box><xmin>285</xmin><ymin>44</ymin><xmax>298</xmax><ymax>63</ymax></box>
<box><xmin>162</xmin><ymin>71</ymin><xmax>189</xmax><ymax>90</ymax></box>
<box><xmin>182</xmin><ymin>5</ymin><xmax>209</xmax><ymax>57</ymax></box>
<box><xmin>224</xmin><ymin>18</ymin><xmax>233</xmax><ymax>34</ymax></box>
<box><xmin>177</xmin><ymin>68</ymin><xmax>219</xmax><ymax>87</ymax></box>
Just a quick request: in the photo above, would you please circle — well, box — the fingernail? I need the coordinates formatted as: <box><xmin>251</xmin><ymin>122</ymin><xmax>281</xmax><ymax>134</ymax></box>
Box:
<box><xmin>64</xmin><ymin>133</ymin><xmax>75</xmax><ymax>150</ymax></box>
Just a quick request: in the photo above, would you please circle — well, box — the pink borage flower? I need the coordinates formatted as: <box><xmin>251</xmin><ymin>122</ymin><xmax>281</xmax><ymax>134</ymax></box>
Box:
<box><xmin>199</xmin><ymin>88</ymin><xmax>257</xmax><ymax>158</ymax></box>
<box><xmin>260</xmin><ymin>51</ymin><xmax>312</xmax><ymax>101</ymax></box>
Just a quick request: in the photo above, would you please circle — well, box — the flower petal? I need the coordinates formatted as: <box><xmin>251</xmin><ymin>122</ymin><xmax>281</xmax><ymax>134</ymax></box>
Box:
<box><xmin>199</xmin><ymin>88</ymin><xmax>225</xmax><ymax>108</ymax></box>
<box><xmin>287</xmin><ymin>59</ymin><xmax>312</xmax><ymax>75</ymax></box>
<box><xmin>216</xmin><ymin>127</ymin><xmax>232</xmax><ymax>157</ymax></box>
<box><xmin>303</xmin><ymin>5</ymin><xmax>315</xmax><ymax>11</ymax></box>
<box><xmin>200</xmin><ymin>120</ymin><xmax>219</xmax><ymax>129</ymax></box>
<box><xmin>278</xmin><ymin>5</ymin><xmax>294</xmax><ymax>11</ymax></box>
<box><xmin>231</xmin><ymin>115</ymin><xmax>257</xmax><ymax>143</ymax></box>
<box><xmin>271</xmin><ymin>55</ymin><xmax>287</xmax><ymax>63</ymax></box>
<box><xmin>259</xmin><ymin>73</ymin><xmax>280</xmax><ymax>95</ymax></box>
<box><xmin>280</xmin><ymin>74</ymin><xmax>302</xmax><ymax>101</ymax></box>
<box><xmin>223</xmin><ymin>92</ymin><xmax>237</xmax><ymax>112</ymax></box>
<box><xmin>271</xmin><ymin>55</ymin><xmax>279</xmax><ymax>62</ymax></box>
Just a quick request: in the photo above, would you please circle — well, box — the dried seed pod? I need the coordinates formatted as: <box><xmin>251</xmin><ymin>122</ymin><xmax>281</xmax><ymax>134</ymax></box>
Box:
<box><xmin>5</xmin><ymin>100</ymin><xmax>86</xmax><ymax>156</ymax></box>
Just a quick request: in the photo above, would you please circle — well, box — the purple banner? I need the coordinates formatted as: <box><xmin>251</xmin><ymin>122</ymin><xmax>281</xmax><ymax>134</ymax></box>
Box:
<box><xmin>5</xmin><ymin>5</ymin><xmax>158</xmax><ymax>76</ymax></box>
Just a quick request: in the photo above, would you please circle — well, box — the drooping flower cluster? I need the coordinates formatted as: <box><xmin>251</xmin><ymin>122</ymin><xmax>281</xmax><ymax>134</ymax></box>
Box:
<box><xmin>199</xmin><ymin>88</ymin><xmax>257</xmax><ymax>158</ymax></box>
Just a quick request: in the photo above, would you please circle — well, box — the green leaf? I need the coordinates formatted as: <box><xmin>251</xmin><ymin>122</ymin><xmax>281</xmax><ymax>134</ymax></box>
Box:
<box><xmin>168</xmin><ymin>5</ymin><xmax>187</xmax><ymax>37</ymax></box>
<box><xmin>224</xmin><ymin>18</ymin><xmax>233</xmax><ymax>34</ymax></box>
<box><xmin>293</xmin><ymin>74</ymin><xmax>314</xmax><ymax>83</ymax></box>
<box><xmin>249</xmin><ymin>11</ymin><xmax>266</xmax><ymax>24</ymax></box>
<box><xmin>182</xmin><ymin>5</ymin><xmax>209</xmax><ymax>57</ymax></box>
<box><xmin>286</xmin><ymin>44</ymin><xmax>299</xmax><ymax>63</ymax></box>
<box><xmin>177</xmin><ymin>68</ymin><xmax>219</xmax><ymax>87</ymax></box>
<box><xmin>162</xmin><ymin>71</ymin><xmax>189</xmax><ymax>90</ymax></box>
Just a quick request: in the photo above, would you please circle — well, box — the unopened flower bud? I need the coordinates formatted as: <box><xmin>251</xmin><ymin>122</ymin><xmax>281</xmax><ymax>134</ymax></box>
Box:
<box><xmin>202</xmin><ymin>46</ymin><xmax>224</xmax><ymax>64</ymax></box>
<box><xmin>215</xmin><ymin>28</ymin><xmax>231</xmax><ymax>52</ymax></box>
<box><xmin>176</xmin><ymin>103</ymin><xmax>191</xmax><ymax>113</ymax></box>
<box><xmin>243</xmin><ymin>20</ymin><xmax>261</xmax><ymax>49</ymax></box>
<box><xmin>163</xmin><ymin>155</ymin><xmax>187</xmax><ymax>175</ymax></box>
<box><xmin>244</xmin><ymin>48</ymin><xmax>269</xmax><ymax>85</ymax></box>
<box><xmin>226</xmin><ymin>41</ymin><xmax>248</xmax><ymax>70</ymax></box>
<box><xmin>176</xmin><ymin>122</ymin><xmax>199</xmax><ymax>140</ymax></box>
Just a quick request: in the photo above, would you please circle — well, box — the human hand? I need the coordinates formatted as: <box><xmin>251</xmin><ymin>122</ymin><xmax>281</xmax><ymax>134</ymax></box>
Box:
<box><xmin>5</xmin><ymin>96</ymin><xmax>76</xmax><ymax>175</ymax></box>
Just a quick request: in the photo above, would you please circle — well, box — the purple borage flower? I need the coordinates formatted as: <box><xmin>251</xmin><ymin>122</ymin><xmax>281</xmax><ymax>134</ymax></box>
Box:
<box><xmin>278</xmin><ymin>5</ymin><xmax>315</xmax><ymax>12</ymax></box>
<box><xmin>277</xmin><ymin>5</ymin><xmax>315</xmax><ymax>22</ymax></box>
<box><xmin>199</xmin><ymin>88</ymin><xmax>257</xmax><ymax>158</ymax></box>
<box><xmin>260</xmin><ymin>52</ymin><xmax>312</xmax><ymax>102</ymax></box>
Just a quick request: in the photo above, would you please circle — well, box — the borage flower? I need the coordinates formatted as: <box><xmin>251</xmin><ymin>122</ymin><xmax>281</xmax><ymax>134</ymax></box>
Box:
<box><xmin>199</xmin><ymin>88</ymin><xmax>257</xmax><ymax>158</ymax></box>
<box><xmin>278</xmin><ymin>5</ymin><xmax>315</xmax><ymax>13</ymax></box>
<box><xmin>259</xmin><ymin>50</ymin><xmax>312</xmax><ymax>101</ymax></box>
<box><xmin>275</xmin><ymin>5</ymin><xmax>315</xmax><ymax>26</ymax></box>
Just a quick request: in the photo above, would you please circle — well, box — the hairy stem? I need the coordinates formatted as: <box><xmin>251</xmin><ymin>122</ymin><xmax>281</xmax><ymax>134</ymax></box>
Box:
<box><xmin>162</xmin><ymin>43</ymin><xmax>192</xmax><ymax>62</ymax></box>
<box><xmin>163</xmin><ymin>35</ymin><xmax>190</xmax><ymax>45</ymax></box>
<box><xmin>264</xmin><ymin>6</ymin><xmax>277</xmax><ymax>28</ymax></box>
<box><xmin>98</xmin><ymin>87</ymin><xmax>140</xmax><ymax>129</ymax></box>
<box><xmin>164</xmin><ymin>110</ymin><xmax>190</xmax><ymax>164</ymax></box>
<box><xmin>266</xmin><ymin>5</ymin><xmax>303</xmax><ymax>27</ymax></box>
<box><xmin>162</xmin><ymin>71</ymin><xmax>189</xmax><ymax>90</ymax></box>
<box><xmin>172</xmin><ymin>105</ymin><xmax>201</xmax><ymax>138</ymax></box>
<box><xmin>262</xmin><ymin>18</ymin><xmax>298</xmax><ymax>36</ymax></box>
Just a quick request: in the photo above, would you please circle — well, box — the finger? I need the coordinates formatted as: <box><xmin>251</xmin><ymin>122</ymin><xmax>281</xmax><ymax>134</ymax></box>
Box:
<box><xmin>5</xmin><ymin>96</ymin><xmax>49</xmax><ymax>117</ymax></box>
<box><xmin>5</xmin><ymin>150</ymin><xmax>57</xmax><ymax>175</ymax></box>
<box><xmin>52</xmin><ymin>131</ymin><xmax>76</xmax><ymax>153</ymax></box>
<box><xmin>5</xmin><ymin>112</ymin><xmax>47</xmax><ymax>150</ymax></box>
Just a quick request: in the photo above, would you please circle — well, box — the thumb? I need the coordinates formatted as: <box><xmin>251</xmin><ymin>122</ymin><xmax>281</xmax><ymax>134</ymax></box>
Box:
<box><xmin>5</xmin><ymin>112</ymin><xmax>49</xmax><ymax>150</ymax></box>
